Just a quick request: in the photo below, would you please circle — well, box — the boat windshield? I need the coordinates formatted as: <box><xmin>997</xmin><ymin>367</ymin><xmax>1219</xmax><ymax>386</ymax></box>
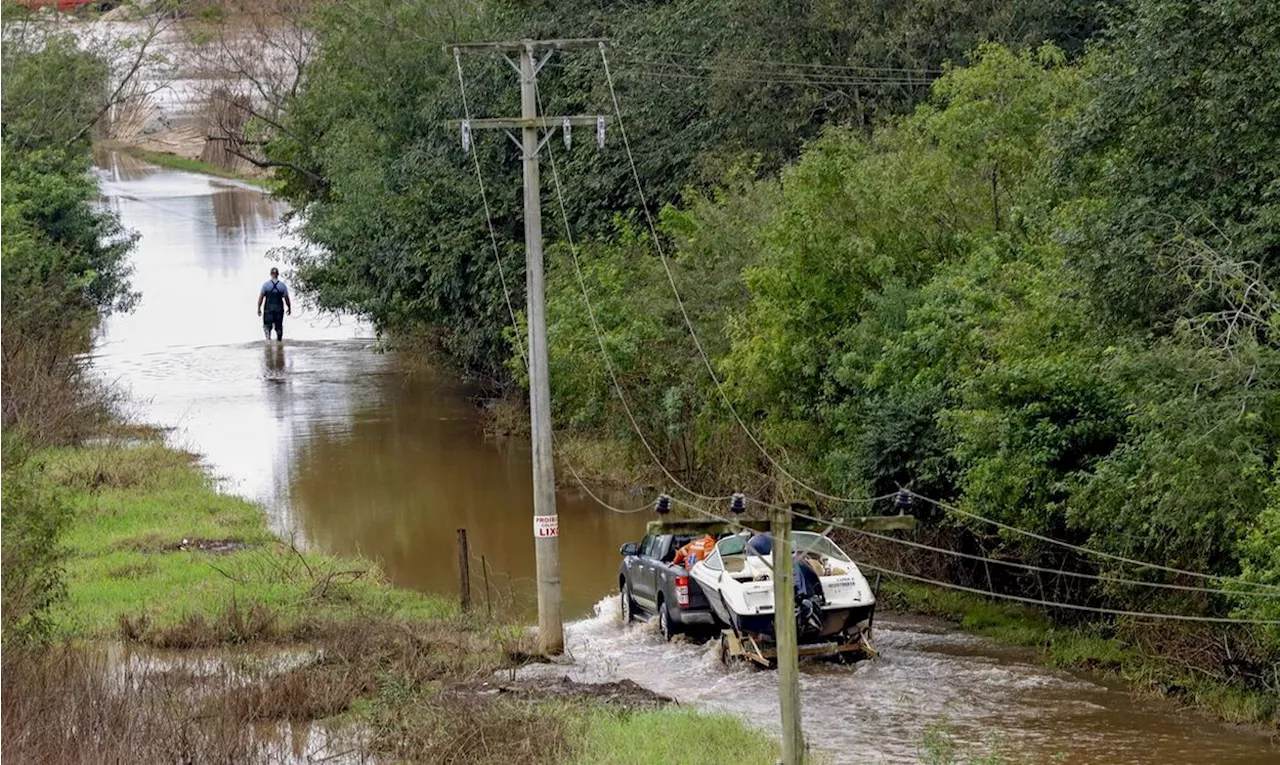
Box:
<box><xmin>792</xmin><ymin>532</ymin><xmax>851</xmax><ymax>562</ymax></box>
<box><xmin>716</xmin><ymin>534</ymin><xmax>749</xmax><ymax>556</ymax></box>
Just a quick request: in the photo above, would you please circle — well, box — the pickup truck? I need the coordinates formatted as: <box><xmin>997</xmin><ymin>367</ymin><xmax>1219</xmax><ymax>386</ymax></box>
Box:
<box><xmin>618</xmin><ymin>533</ymin><xmax>719</xmax><ymax>640</ymax></box>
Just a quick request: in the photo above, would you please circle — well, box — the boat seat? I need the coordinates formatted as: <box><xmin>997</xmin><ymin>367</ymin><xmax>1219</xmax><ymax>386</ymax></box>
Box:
<box><xmin>801</xmin><ymin>556</ymin><xmax>826</xmax><ymax>577</ymax></box>
<box><xmin>723</xmin><ymin>555</ymin><xmax>768</xmax><ymax>581</ymax></box>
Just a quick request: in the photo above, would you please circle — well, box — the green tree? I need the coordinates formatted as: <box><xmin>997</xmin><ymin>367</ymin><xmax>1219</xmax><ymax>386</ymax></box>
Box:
<box><xmin>721</xmin><ymin>45</ymin><xmax>1080</xmax><ymax>499</ymax></box>
<box><xmin>2</xmin><ymin>27</ymin><xmax>138</xmax><ymax>442</ymax></box>
<box><xmin>1059</xmin><ymin>0</ymin><xmax>1280</xmax><ymax>331</ymax></box>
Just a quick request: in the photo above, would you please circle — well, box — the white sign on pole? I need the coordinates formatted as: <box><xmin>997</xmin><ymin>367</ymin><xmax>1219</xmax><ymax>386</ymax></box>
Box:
<box><xmin>534</xmin><ymin>514</ymin><xmax>559</xmax><ymax>538</ymax></box>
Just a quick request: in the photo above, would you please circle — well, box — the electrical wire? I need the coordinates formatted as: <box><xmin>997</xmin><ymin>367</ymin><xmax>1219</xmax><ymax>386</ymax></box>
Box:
<box><xmin>598</xmin><ymin>42</ymin><xmax>889</xmax><ymax>508</ymax></box>
<box><xmin>453</xmin><ymin>50</ymin><xmax>652</xmax><ymax>517</ymax></box>
<box><xmin>911</xmin><ymin>491</ymin><xmax>1280</xmax><ymax>593</ymax></box>
<box><xmin>615</xmin><ymin>47</ymin><xmax>947</xmax><ymax>76</ymax></box>
<box><xmin>857</xmin><ymin>565</ymin><xmax>1280</xmax><ymax>625</ymax></box>
<box><xmin>611</xmin><ymin>62</ymin><xmax>935</xmax><ymax>86</ymax></box>
<box><xmin>595</xmin><ymin>45</ymin><xmax>1276</xmax><ymax>599</ymax></box>
<box><xmin>464</xmin><ymin>46</ymin><xmax>1280</xmax><ymax>600</ymax></box>
<box><xmin>785</xmin><ymin>506</ymin><xmax>1280</xmax><ymax>599</ymax></box>
<box><xmin>535</xmin><ymin>75</ymin><xmax>732</xmax><ymax>506</ymax></box>
<box><xmin>671</xmin><ymin>501</ymin><xmax>1280</xmax><ymax>625</ymax></box>
<box><xmin>545</xmin><ymin>59</ymin><xmax>933</xmax><ymax>89</ymax></box>
<box><xmin>455</xmin><ymin>45</ymin><xmax>1274</xmax><ymax>614</ymax></box>
<box><xmin>737</xmin><ymin>492</ymin><xmax>1275</xmax><ymax>599</ymax></box>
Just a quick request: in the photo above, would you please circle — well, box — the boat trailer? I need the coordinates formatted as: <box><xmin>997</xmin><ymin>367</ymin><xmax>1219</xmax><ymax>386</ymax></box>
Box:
<box><xmin>718</xmin><ymin>621</ymin><xmax>878</xmax><ymax>668</ymax></box>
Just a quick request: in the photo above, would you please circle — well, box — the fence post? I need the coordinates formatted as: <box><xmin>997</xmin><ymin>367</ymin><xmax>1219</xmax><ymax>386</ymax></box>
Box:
<box><xmin>457</xmin><ymin>529</ymin><xmax>471</xmax><ymax>612</ymax></box>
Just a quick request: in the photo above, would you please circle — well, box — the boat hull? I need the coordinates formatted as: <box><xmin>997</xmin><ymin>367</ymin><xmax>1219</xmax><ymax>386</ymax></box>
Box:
<box><xmin>725</xmin><ymin>602</ymin><xmax>875</xmax><ymax>641</ymax></box>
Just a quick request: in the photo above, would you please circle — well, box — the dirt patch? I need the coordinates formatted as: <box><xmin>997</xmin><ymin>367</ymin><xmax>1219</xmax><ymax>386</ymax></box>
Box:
<box><xmin>479</xmin><ymin>675</ymin><xmax>673</xmax><ymax>709</ymax></box>
<box><xmin>112</xmin><ymin>535</ymin><xmax>249</xmax><ymax>554</ymax></box>
<box><xmin>164</xmin><ymin>537</ymin><xmax>249</xmax><ymax>554</ymax></box>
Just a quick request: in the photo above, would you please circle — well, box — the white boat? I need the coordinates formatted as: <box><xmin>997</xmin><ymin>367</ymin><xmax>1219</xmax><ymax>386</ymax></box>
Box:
<box><xmin>689</xmin><ymin>530</ymin><xmax>877</xmax><ymax>656</ymax></box>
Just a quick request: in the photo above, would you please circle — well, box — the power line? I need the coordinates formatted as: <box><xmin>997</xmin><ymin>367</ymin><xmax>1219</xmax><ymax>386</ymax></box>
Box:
<box><xmin>617</xmin><ymin>47</ymin><xmax>946</xmax><ymax>76</ymax></box>
<box><xmin>600</xmin><ymin>67</ymin><xmax>934</xmax><ymax>88</ymax></box>
<box><xmin>465</xmin><ymin>45</ymin><xmax>1280</xmax><ymax>614</ymax></box>
<box><xmin>598</xmin><ymin>43</ymin><xmax>888</xmax><ymax>509</ymax></box>
<box><xmin>911</xmin><ymin>491</ymin><xmax>1280</xmax><ymax>593</ymax></box>
<box><xmin>536</xmin><ymin>75</ymin><xmax>732</xmax><ymax>507</ymax></box>
<box><xmin>540</xmin><ymin>47</ymin><xmax>1276</xmax><ymax>601</ymax></box>
<box><xmin>671</xmin><ymin>501</ymin><xmax>1280</xmax><ymax>625</ymax></box>
<box><xmin>609</xmin><ymin>59</ymin><xmax>934</xmax><ymax>84</ymax></box>
<box><xmin>546</xmin><ymin>59</ymin><xmax>933</xmax><ymax>89</ymax></box>
<box><xmin>862</xmin><ymin>565</ymin><xmax>1280</xmax><ymax>625</ymax></box>
<box><xmin>741</xmin><ymin>491</ymin><xmax>1273</xmax><ymax>599</ymax></box>
<box><xmin>453</xmin><ymin>50</ymin><xmax>651</xmax><ymax>519</ymax></box>
<box><xmin>786</xmin><ymin>506</ymin><xmax>1280</xmax><ymax>599</ymax></box>
<box><xmin>594</xmin><ymin>44</ymin><xmax>1276</xmax><ymax>598</ymax></box>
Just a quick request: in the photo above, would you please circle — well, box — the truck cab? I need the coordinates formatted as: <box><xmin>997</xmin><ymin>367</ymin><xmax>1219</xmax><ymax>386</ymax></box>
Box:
<box><xmin>618</xmin><ymin>533</ymin><xmax>719</xmax><ymax>640</ymax></box>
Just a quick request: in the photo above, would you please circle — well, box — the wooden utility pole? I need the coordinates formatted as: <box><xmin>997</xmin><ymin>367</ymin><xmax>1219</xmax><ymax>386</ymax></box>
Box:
<box><xmin>770</xmin><ymin>504</ymin><xmax>805</xmax><ymax>764</ymax></box>
<box><xmin>446</xmin><ymin>38</ymin><xmax>608</xmax><ymax>656</ymax></box>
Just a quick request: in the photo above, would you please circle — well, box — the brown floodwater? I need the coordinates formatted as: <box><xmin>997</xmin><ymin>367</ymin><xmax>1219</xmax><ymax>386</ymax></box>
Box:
<box><xmin>92</xmin><ymin>151</ymin><xmax>649</xmax><ymax>619</ymax></box>
<box><xmin>93</xmin><ymin>153</ymin><xmax>1277</xmax><ymax>763</ymax></box>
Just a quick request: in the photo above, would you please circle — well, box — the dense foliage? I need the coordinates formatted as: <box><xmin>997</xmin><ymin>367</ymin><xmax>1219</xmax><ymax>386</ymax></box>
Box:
<box><xmin>1</xmin><ymin>14</ymin><xmax>137</xmax><ymax>642</ymax></box>
<box><xmin>267</xmin><ymin>0</ymin><xmax>1108</xmax><ymax>374</ymax></box>
<box><xmin>268</xmin><ymin>0</ymin><xmax>1277</xmax><ymax>678</ymax></box>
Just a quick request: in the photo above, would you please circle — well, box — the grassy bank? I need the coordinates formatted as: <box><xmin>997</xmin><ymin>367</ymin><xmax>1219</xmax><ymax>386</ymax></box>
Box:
<box><xmin>44</xmin><ymin>440</ymin><xmax>447</xmax><ymax>638</ymax></box>
<box><xmin>5</xmin><ymin>437</ymin><xmax>778</xmax><ymax>764</ymax></box>
<box><xmin>880</xmin><ymin>581</ymin><xmax>1279</xmax><ymax>729</ymax></box>
<box><xmin>102</xmin><ymin>142</ymin><xmax>272</xmax><ymax>189</ymax></box>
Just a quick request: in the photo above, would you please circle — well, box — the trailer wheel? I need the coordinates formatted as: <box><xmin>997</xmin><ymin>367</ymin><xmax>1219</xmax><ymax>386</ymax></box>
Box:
<box><xmin>718</xmin><ymin>632</ymin><xmax>730</xmax><ymax>665</ymax></box>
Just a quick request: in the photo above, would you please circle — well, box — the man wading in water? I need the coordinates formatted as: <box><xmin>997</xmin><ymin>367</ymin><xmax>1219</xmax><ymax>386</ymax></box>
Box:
<box><xmin>256</xmin><ymin>267</ymin><xmax>292</xmax><ymax>341</ymax></box>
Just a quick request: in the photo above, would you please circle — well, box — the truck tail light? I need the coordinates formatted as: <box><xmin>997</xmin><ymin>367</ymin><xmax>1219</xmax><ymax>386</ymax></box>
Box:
<box><xmin>675</xmin><ymin>576</ymin><xmax>690</xmax><ymax>607</ymax></box>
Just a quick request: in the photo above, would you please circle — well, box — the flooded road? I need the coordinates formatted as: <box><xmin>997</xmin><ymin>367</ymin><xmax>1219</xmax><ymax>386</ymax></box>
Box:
<box><xmin>93</xmin><ymin>152</ymin><xmax>649</xmax><ymax>619</ymax></box>
<box><xmin>94</xmin><ymin>153</ymin><xmax>1276</xmax><ymax>763</ymax></box>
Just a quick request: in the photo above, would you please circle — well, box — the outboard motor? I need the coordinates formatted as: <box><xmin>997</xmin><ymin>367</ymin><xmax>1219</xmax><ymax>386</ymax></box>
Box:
<box><xmin>793</xmin><ymin>558</ymin><xmax>825</xmax><ymax>638</ymax></box>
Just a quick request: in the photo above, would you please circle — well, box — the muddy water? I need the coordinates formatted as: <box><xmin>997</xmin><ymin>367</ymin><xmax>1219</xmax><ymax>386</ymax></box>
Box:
<box><xmin>94</xmin><ymin>154</ymin><xmax>1276</xmax><ymax>763</ymax></box>
<box><xmin>524</xmin><ymin>600</ymin><xmax>1277</xmax><ymax>764</ymax></box>
<box><xmin>93</xmin><ymin>152</ymin><xmax>649</xmax><ymax>619</ymax></box>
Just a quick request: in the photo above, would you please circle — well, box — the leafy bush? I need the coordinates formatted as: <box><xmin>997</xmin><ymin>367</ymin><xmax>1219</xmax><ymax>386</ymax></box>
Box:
<box><xmin>1</xmin><ymin>436</ymin><xmax>72</xmax><ymax>645</ymax></box>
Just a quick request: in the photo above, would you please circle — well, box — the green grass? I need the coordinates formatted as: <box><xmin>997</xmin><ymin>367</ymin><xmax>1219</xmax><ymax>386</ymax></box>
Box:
<box><xmin>38</xmin><ymin>440</ymin><xmax>454</xmax><ymax>638</ymax></box>
<box><xmin>570</xmin><ymin>707</ymin><xmax>779</xmax><ymax>765</ymax></box>
<box><xmin>110</xmin><ymin>145</ymin><xmax>272</xmax><ymax>188</ymax></box>
<box><xmin>27</xmin><ymin>437</ymin><xmax>791</xmax><ymax>760</ymax></box>
<box><xmin>881</xmin><ymin>581</ymin><xmax>1052</xmax><ymax>646</ymax></box>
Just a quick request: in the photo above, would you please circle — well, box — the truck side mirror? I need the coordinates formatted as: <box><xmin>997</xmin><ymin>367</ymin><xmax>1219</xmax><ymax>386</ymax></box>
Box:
<box><xmin>619</xmin><ymin>542</ymin><xmax>640</xmax><ymax>556</ymax></box>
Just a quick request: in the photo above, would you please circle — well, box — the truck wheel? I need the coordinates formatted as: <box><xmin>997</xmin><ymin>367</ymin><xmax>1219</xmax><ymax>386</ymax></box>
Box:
<box><xmin>658</xmin><ymin>599</ymin><xmax>677</xmax><ymax>642</ymax></box>
<box><xmin>620</xmin><ymin>582</ymin><xmax>635</xmax><ymax>624</ymax></box>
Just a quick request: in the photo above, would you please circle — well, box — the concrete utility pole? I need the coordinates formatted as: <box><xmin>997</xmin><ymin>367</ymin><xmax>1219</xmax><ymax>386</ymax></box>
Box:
<box><xmin>446</xmin><ymin>38</ymin><xmax>608</xmax><ymax>656</ymax></box>
<box><xmin>770</xmin><ymin>504</ymin><xmax>805</xmax><ymax>764</ymax></box>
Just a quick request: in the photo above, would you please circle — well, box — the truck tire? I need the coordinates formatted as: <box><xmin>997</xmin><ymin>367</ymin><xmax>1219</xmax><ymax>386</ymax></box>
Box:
<box><xmin>657</xmin><ymin>596</ymin><xmax>677</xmax><ymax>642</ymax></box>
<box><xmin>620</xmin><ymin>581</ymin><xmax>636</xmax><ymax>624</ymax></box>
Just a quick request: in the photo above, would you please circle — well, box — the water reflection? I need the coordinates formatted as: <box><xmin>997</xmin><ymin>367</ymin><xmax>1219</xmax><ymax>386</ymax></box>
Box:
<box><xmin>288</xmin><ymin>364</ymin><xmax>646</xmax><ymax>619</ymax></box>
<box><xmin>211</xmin><ymin>182</ymin><xmax>279</xmax><ymax>234</ymax></box>
<box><xmin>94</xmin><ymin>153</ymin><xmax>648</xmax><ymax>618</ymax></box>
<box><xmin>263</xmin><ymin>342</ymin><xmax>288</xmax><ymax>380</ymax></box>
